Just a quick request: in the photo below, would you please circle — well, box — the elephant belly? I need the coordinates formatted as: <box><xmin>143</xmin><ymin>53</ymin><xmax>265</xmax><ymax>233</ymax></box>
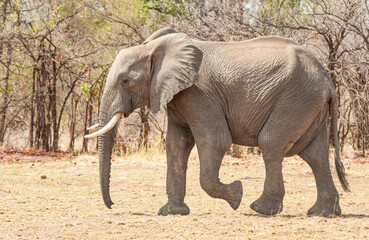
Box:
<box><xmin>231</xmin><ymin>135</ymin><xmax>259</xmax><ymax>147</ymax></box>
<box><xmin>226</xmin><ymin>105</ymin><xmax>272</xmax><ymax>147</ymax></box>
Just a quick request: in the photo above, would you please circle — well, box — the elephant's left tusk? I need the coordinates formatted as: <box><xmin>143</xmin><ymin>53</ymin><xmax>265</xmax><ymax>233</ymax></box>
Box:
<box><xmin>84</xmin><ymin>113</ymin><xmax>122</xmax><ymax>139</ymax></box>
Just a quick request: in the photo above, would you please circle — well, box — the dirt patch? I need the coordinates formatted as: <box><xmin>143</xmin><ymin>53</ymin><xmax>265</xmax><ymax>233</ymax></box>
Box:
<box><xmin>0</xmin><ymin>153</ymin><xmax>368</xmax><ymax>239</ymax></box>
<box><xmin>0</xmin><ymin>151</ymin><xmax>75</xmax><ymax>165</ymax></box>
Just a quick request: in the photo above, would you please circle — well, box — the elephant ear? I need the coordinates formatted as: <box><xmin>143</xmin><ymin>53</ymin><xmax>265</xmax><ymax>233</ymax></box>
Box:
<box><xmin>147</xmin><ymin>33</ymin><xmax>203</xmax><ymax>114</ymax></box>
<box><xmin>143</xmin><ymin>27</ymin><xmax>177</xmax><ymax>44</ymax></box>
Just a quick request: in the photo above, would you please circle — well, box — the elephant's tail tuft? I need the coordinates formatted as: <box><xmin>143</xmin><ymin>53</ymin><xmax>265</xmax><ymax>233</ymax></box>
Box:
<box><xmin>330</xmin><ymin>94</ymin><xmax>350</xmax><ymax>192</ymax></box>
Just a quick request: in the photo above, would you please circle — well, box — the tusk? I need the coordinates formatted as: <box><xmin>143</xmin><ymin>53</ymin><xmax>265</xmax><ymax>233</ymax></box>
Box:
<box><xmin>84</xmin><ymin>113</ymin><xmax>122</xmax><ymax>139</ymax></box>
<box><xmin>87</xmin><ymin>123</ymin><xmax>99</xmax><ymax>131</ymax></box>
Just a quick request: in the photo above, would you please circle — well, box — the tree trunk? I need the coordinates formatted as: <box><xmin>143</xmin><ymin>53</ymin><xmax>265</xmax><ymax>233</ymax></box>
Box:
<box><xmin>28</xmin><ymin>67</ymin><xmax>36</xmax><ymax>148</ymax></box>
<box><xmin>82</xmin><ymin>100</ymin><xmax>90</xmax><ymax>152</ymax></box>
<box><xmin>0</xmin><ymin>41</ymin><xmax>12</xmax><ymax>145</ymax></box>
<box><xmin>68</xmin><ymin>86</ymin><xmax>76</xmax><ymax>151</ymax></box>
<box><xmin>35</xmin><ymin>67</ymin><xmax>41</xmax><ymax>150</ymax></box>
<box><xmin>138</xmin><ymin>107</ymin><xmax>150</xmax><ymax>150</ymax></box>
<box><xmin>51</xmin><ymin>52</ymin><xmax>58</xmax><ymax>151</ymax></box>
<box><xmin>36</xmin><ymin>45</ymin><xmax>50</xmax><ymax>151</ymax></box>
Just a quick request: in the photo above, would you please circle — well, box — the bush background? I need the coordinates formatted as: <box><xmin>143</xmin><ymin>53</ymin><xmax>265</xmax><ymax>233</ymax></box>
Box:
<box><xmin>0</xmin><ymin>0</ymin><xmax>368</xmax><ymax>156</ymax></box>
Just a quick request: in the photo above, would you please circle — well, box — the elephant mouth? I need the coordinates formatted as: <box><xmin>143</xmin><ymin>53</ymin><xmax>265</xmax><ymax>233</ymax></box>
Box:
<box><xmin>84</xmin><ymin>112</ymin><xmax>123</xmax><ymax>138</ymax></box>
<box><xmin>124</xmin><ymin>110</ymin><xmax>133</xmax><ymax>118</ymax></box>
<box><xmin>84</xmin><ymin>98</ymin><xmax>135</xmax><ymax>138</ymax></box>
<box><xmin>124</xmin><ymin>98</ymin><xmax>134</xmax><ymax>117</ymax></box>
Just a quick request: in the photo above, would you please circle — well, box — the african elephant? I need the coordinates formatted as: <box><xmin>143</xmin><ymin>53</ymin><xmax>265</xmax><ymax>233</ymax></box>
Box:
<box><xmin>85</xmin><ymin>27</ymin><xmax>349</xmax><ymax>217</ymax></box>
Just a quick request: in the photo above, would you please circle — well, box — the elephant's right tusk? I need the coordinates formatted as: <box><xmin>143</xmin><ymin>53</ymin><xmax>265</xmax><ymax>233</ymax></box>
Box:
<box><xmin>84</xmin><ymin>113</ymin><xmax>122</xmax><ymax>139</ymax></box>
<box><xmin>87</xmin><ymin>123</ymin><xmax>99</xmax><ymax>131</ymax></box>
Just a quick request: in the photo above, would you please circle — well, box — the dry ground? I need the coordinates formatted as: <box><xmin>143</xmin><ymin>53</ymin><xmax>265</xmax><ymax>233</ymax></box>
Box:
<box><xmin>0</xmin><ymin>151</ymin><xmax>368</xmax><ymax>239</ymax></box>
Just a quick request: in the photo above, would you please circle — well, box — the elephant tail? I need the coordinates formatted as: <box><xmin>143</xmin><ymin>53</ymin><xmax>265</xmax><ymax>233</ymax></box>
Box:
<box><xmin>330</xmin><ymin>93</ymin><xmax>350</xmax><ymax>192</ymax></box>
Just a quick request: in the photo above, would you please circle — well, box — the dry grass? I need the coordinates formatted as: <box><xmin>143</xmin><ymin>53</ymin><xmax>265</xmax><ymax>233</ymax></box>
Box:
<box><xmin>0</xmin><ymin>151</ymin><xmax>368</xmax><ymax>239</ymax></box>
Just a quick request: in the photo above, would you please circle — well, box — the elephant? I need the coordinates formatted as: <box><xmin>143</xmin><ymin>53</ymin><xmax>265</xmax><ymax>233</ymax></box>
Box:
<box><xmin>85</xmin><ymin>27</ymin><xmax>349</xmax><ymax>217</ymax></box>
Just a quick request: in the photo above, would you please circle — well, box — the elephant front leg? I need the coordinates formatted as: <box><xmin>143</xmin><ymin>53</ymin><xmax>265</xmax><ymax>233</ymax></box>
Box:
<box><xmin>157</xmin><ymin>120</ymin><xmax>194</xmax><ymax>216</ymax></box>
<box><xmin>194</xmin><ymin>124</ymin><xmax>243</xmax><ymax>210</ymax></box>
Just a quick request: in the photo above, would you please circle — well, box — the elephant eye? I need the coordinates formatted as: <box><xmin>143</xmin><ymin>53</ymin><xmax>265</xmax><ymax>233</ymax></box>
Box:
<box><xmin>122</xmin><ymin>79</ymin><xmax>129</xmax><ymax>85</ymax></box>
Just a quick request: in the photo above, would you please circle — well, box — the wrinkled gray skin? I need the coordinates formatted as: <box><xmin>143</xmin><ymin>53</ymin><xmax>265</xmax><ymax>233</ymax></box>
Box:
<box><xmin>97</xmin><ymin>27</ymin><xmax>349</xmax><ymax>217</ymax></box>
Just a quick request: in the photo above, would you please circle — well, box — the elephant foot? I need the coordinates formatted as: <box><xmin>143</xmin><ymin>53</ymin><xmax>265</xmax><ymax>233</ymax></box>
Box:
<box><xmin>225</xmin><ymin>180</ymin><xmax>243</xmax><ymax>210</ymax></box>
<box><xmin>157</xmin><ymin>201</ymin><xmax>190</xmax><ymax>216</ymax></box>
<box><xmin>250</xmin><ymin>191</ymin><xmax>283</xmax><ymax>215</ymax></box>
<box><xmin>307</xmin><ymin>199</ymin><xmax>341</xmax><ymax>217</ymax></box>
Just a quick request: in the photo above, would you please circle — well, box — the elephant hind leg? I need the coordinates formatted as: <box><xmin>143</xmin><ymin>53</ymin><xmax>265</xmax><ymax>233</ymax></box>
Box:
<box><xmin>298</xmin><ymin>120</ymin><xmax>341</xmax><ymax>217</ymax></box>
<box><xmin>250</xmin><ymin>148</ymin><xmax>285</xmax><ymax>215</ymax></box>
<box><xmin>251</xmin><ymin>118</ymin><xmax>290</xmax><ymax>215</ymax></box>
<box><xmin>250</xmin><ymin>97</ymin><xmax>319</xmax><ymax>215</ymax></box>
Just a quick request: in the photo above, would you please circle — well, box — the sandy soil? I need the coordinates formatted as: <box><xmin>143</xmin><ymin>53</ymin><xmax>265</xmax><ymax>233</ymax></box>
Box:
<box><xmin>0</xmin><ymin>152</ymin><xmax>368</xmax><ymax>239</ymax></box>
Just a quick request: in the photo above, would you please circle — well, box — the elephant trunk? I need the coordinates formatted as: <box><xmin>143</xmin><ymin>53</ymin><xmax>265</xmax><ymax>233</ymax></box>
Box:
<box><xmin>97</xmin><ymin>98</ymin><xmax>120</xmax><ymax>209</ymax></box>
<box><xmin>98</xmin><ymin>129</ymin><xmax>115</xmax><ymax>209</ymax></box>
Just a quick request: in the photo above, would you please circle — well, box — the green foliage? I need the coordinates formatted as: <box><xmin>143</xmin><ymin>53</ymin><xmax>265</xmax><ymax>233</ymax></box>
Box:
<box><xmin>80</xmin><ymin>84</ymin><xmax>91</xmax><ymax>100</ymax></box>
<box><xmin>139</xmin><ymin>0</ymin><xmax>188</xmax><ymax>24</ymax></box>
<box><xmin>257</xmin><ymin>0</ymin><xmax>307</xmax><ymax>25</ymax></box>
<box><xmin>81</xmin><ymin>84</ymin><xmax>99</xmax><ymax>101</ymax></box>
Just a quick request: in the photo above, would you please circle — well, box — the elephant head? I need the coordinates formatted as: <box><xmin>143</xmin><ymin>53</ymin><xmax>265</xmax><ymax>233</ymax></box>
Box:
<box><xmin>85</xmin><ymin>28</ymin><xmax>203</xmax><ymax>209</ymax></box>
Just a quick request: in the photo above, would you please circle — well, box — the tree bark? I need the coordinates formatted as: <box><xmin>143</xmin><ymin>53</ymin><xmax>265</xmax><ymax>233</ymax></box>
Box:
<box><xmin>68</xmin><ymin>77</ymin><xmax>76</xmax><ymax>151</ymax></box>
<box><xmin>82</xmin><ymin>100</ymin><xmax>90</xmax><ymax>152</ymax></box>
<box><xmin>138</xmin><ymin>107</ymin><xmax>150</xmax><ymax>149</ymax></box>
<box><xmin>28</xmin><ymin>67</ymin><xmax>36</xmax><ymax>148</ymax></box>
<box><xmin>51</xmin><ymin>52</ymin><xmax>58</xmax><ymax>151</ymax></box>
<box><xmin>0</xmin><ymin>41</ymin><xmax>12</xmax><ymax>145</ymax></box>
